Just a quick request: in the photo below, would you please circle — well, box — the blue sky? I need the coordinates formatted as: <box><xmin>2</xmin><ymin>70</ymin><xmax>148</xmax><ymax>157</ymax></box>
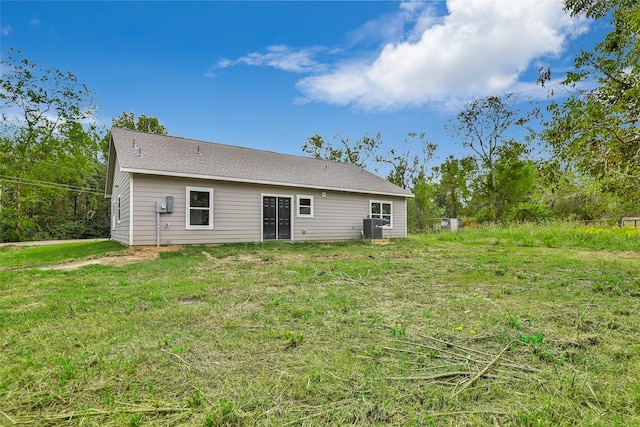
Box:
<box><xmin>1</xmin><ymin>1</ymin><xmax>602</xmax><ymax>172</ymax></box>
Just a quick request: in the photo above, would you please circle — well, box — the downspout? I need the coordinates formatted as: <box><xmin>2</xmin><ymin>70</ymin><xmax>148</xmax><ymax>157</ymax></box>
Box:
<box><xmin>157</xmin><ymin>210</ymin><xmax>160</xmax><ymax>247</ymax></box>
<box><xmin>404</xmin><ymin>197</ymin><xmax>408</xmax><ymax>238</ymax></box>
<box><xmin>129</xmin><ymin>175</ymin><xmax>134</xmax><ymax>246</ymax></box>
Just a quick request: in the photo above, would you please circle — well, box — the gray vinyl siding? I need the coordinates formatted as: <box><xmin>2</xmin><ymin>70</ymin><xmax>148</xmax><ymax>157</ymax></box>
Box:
<box><xmin>131</xmin><ymin>175</ymin><xmax>262</xmax><ymax>246</ymax></box>
<box><xmin>128</xmin><ymin>174</ymin><xmax>408</xmax><ymax>245</ymax></box>
<box><xmin>293</xmin><ymin>192</ymin><xmax>407</xmax><ymax>241</ymax></box>
<box><xmin>110</xmin><ymin>158</ymin><xmax>131</xmax><ymax>245</ymax></box>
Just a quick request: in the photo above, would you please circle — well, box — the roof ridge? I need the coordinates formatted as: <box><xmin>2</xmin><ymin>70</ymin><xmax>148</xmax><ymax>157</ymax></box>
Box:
<box><xmin>111</xmin><ymin>127</ymin><xmax>369</xmax><ymax>169</ymax></box>
<box><xmin>109</xmin><ymin>127</ymin><xmax>412</xmax><ymax>197</ymax></box>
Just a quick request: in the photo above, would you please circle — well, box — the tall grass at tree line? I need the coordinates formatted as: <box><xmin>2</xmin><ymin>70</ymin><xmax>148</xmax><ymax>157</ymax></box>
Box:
<box><xmin>437</xmin><ymin>221</ymin><xmax>640</xmax><ymax>252</ymax></box>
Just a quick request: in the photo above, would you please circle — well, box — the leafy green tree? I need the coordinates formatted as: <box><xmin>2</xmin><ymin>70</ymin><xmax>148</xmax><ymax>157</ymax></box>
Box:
<box><xmin>301</xmin><ymin>132</ymin><xmax>382</xmax><ymax>168</ymax></box>
<box><xmin>433</xmin><ymin>155</ymin><xmax>477</xmax><ymax>218</ymax></box>
<box><xmin>445</xmin><ymin>94</ymin><xmax>532</xmax><ymax>222</ymax></box>
<box><xmin>111</xmin><ymin>112</ymin><xmax>168</xmax><ymax>135</ymax></box>
<box><xmin>468</xmin><ymin>141</ymin><xmax>535</xmax><ymax>222</ymax></box>
<box><xmin>528</xmin><ymin>160</ymin><xmax>622</xmax><ymax>221</ymax></box>
<box><xmin>60</xmin><ymin>123</ymin><xmax>111</xmax><ymax>237</ymax></box>
<box><xmin>540</xmin><ymin>0</ymin><xmax>640</xmax><ymax>205</ymax></box>
<box><xmin>407</xmin><ymin>172</ymin><xmax>443</xmax><ymax>233</ymax></box>
<box><xmin>445</xmin><ymin>94</ymin><xmax>520</xmax><ymax>192</ymax></box>
<box><xmin>0</xmin><ymin>49</ymin><xmax>101</xmax><ymax>241</ymax></box>
<box><xmin>102</xmin><ymin>112</ymin><xmax>170</xmax><ymax>159</ymax></box>
<box><xmin>377</xmin><ymin>132</ymin><xmax>437</xmax><ymax>190</ymax></box>
<box><xmin>487</xmin><ymin>141</ymin><xmax>536</xmax><ymax>222</ymax></box>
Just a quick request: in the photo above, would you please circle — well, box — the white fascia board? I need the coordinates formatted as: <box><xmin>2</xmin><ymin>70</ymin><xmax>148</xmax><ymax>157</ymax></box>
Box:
<box><xmin>121</xmin><ymin>167</ymin><xmax>415</xmax><ymax>198</ymax></box>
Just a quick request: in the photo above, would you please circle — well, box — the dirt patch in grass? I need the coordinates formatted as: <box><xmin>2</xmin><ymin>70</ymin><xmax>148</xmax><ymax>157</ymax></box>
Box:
<box><xmin>177</xmin><ymin>297</ymin><xmax>206</xmax><ymax>306</ymax></box>
<box><xmin>200</xmin><ymin>250</ymin><xmax>265</xmax><ymax>264</ymax></box>
<box><xmin>7</xmin><ymin>301</ymin><xmax>45</xmax><ymax>312</ymax></box>
<box><xmin>40</xmin><ymin>246</ymin><xmax>183</xmax><ymax>270</ymax></box>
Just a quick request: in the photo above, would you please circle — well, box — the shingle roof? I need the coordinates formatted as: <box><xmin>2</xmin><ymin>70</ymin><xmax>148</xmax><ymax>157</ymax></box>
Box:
<box><xmin>108</xmin><ymin>128</ymin><xmax>413</xmax><ymax>197</ymax></box>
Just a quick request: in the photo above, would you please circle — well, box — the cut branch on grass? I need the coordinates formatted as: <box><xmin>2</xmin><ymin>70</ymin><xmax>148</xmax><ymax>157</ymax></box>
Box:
<box><xmin>391</xmin><ymin>339</ymin><xmax>490</xmax><ymax>365</ymax></box>
<box><xmin>418</xmin><ymin>333</ymin><xmax>540</xmax><ymax>372</ymax></box>
<box><xmin>161</xmin><ymin>348</ymin><xmax>191</xmax><ymax>371</ymax></box>
<box><xmin>420</xmin><ymin>333</ymin><xmax>495</xmax><ymax>358</ymax></box>
<box><xmin>1</xmin><ymin>412</ymin><xmax>17</xmax><ymax>425</ymax></box>
<box><xmin>13</xmin><ymin>407</ymin><xmax>189</xmax><ymax>423</ymax></box>
<box><xmin>386</xmin><ymin>371</ymin><xmax>487</xmax><ymax>381</ymax></box>
<box><xmin>428</xmin><ymin>409</ymin><xmax>508</xmax><ymax>418</ymax></box>
<box><xmin>383</xmin><ymin>344</ymin><xmax>481</xmax><ymax>366</ymax></box>
<box><xmin>386</xmin><ymin>336</ymin><xmax>535</xmax><ymax>397</ymax></box>
<box><xmin>452</xmin><ymin>340</ymin><xmax>515</xmax><ymax>396</ymax></box>
<box><xmin>327</xmin><ymin>268</ymin><xmax>371</xmax><ymax>286</ymax></box>
<box><xmin>281</xmin><ymin>399</ymin><xmax>355</xmax><ymax>426</ymax></box>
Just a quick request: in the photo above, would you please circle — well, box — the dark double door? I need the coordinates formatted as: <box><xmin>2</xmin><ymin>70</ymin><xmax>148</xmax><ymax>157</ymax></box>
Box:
<box><xmin>263</xmin><ymin>196</ymin><xmax>291</xmax><ymax>240</ymax></box>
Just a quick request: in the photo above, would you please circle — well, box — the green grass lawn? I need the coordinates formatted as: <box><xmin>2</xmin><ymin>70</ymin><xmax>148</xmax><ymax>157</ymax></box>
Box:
<box><xmin>1</xmin><ymin>224</ymin><xmax>639</xmax><ymax>426</ymax></box>
<box><xmin>0</xmin><ymin>241</ymin><xmax>125</xmax><ymax>269</ymax></box>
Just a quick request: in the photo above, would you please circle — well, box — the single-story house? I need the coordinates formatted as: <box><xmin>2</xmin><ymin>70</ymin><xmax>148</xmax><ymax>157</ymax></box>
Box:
<box><xmin>105</xmin><ymin>128</ymin><xmax>413</xmax><ymax>246</ymax></box>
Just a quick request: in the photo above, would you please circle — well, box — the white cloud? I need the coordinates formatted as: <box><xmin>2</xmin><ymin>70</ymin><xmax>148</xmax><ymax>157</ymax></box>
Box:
<box><xmin>206</xmin><ymin>45</ymin><xmax>326</xmax><ymax>78</ymax></box>
<box><xmin>1</xmin><ymin>25</ymin><xmax>11</xmax><ymax>36</ymax></box>
<box><xmin>297</xmin><ymin>0</ymin><xmax>578</xmax><ymax>110</ymax></box>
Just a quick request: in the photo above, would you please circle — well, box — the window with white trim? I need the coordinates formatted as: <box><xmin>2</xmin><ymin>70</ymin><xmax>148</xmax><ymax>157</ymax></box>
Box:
<box><xmin>117</xmin><ymin>196</ymin><xmax>121</xmax><ymax>224</ymax></box>
<box><xmin>370</xmin><ymin>200</ymin><xmax>392</xmax><ymax>228</ymax></box>
<box><xmin>186</xmin><ymin>186</ymin><xmax>214</xmax><ymax>230</ymax></box>
<box><xmin>111</xmin><ymin>198</ymin><xmax>117</xmax><ymax>231</ymax></box>
<box><xmin>297</xmin><ymin>195</ymin><xmax>314</xmax><ymax>217</ymax></box>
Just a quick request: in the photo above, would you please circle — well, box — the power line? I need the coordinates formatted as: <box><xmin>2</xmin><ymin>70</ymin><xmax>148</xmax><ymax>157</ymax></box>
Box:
<box><xmin>37</xmin><ymin>158</ymin><xmax>104</xmax><ymax>174</ymax></box>
<box><xmin>0</xmin><ymin>174</ymin><xmax>105</xmax><ymax>195</ymax></box>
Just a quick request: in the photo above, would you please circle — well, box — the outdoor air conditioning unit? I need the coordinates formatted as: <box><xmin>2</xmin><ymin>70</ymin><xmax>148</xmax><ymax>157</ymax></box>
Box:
<box><xmin>363</xmin><ymin>218</ymin><xmax>383</xmax><ymax>239</ymax></box>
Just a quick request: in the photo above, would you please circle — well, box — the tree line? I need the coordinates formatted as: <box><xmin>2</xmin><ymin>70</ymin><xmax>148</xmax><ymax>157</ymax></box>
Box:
<box><xmin>0</xmin><ymin>0</ymin><xmax>637</xmax><ymax>241</ymax></box>
<box><xmin>303</xmin><ymin>0</ymin><xmax>640</xmax><ymax>231</ymax></box>
<box><xmin>0</xmin><ymin>49</ymin><xmax>168</xmax><ymax>242</ymax></box>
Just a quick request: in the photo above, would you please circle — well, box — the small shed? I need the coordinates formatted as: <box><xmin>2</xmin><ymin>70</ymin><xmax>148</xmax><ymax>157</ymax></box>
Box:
<box><xmin>621</xmin><ymin>217</ymin><xmax>640</xmax><ymax>228</ymax></box>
